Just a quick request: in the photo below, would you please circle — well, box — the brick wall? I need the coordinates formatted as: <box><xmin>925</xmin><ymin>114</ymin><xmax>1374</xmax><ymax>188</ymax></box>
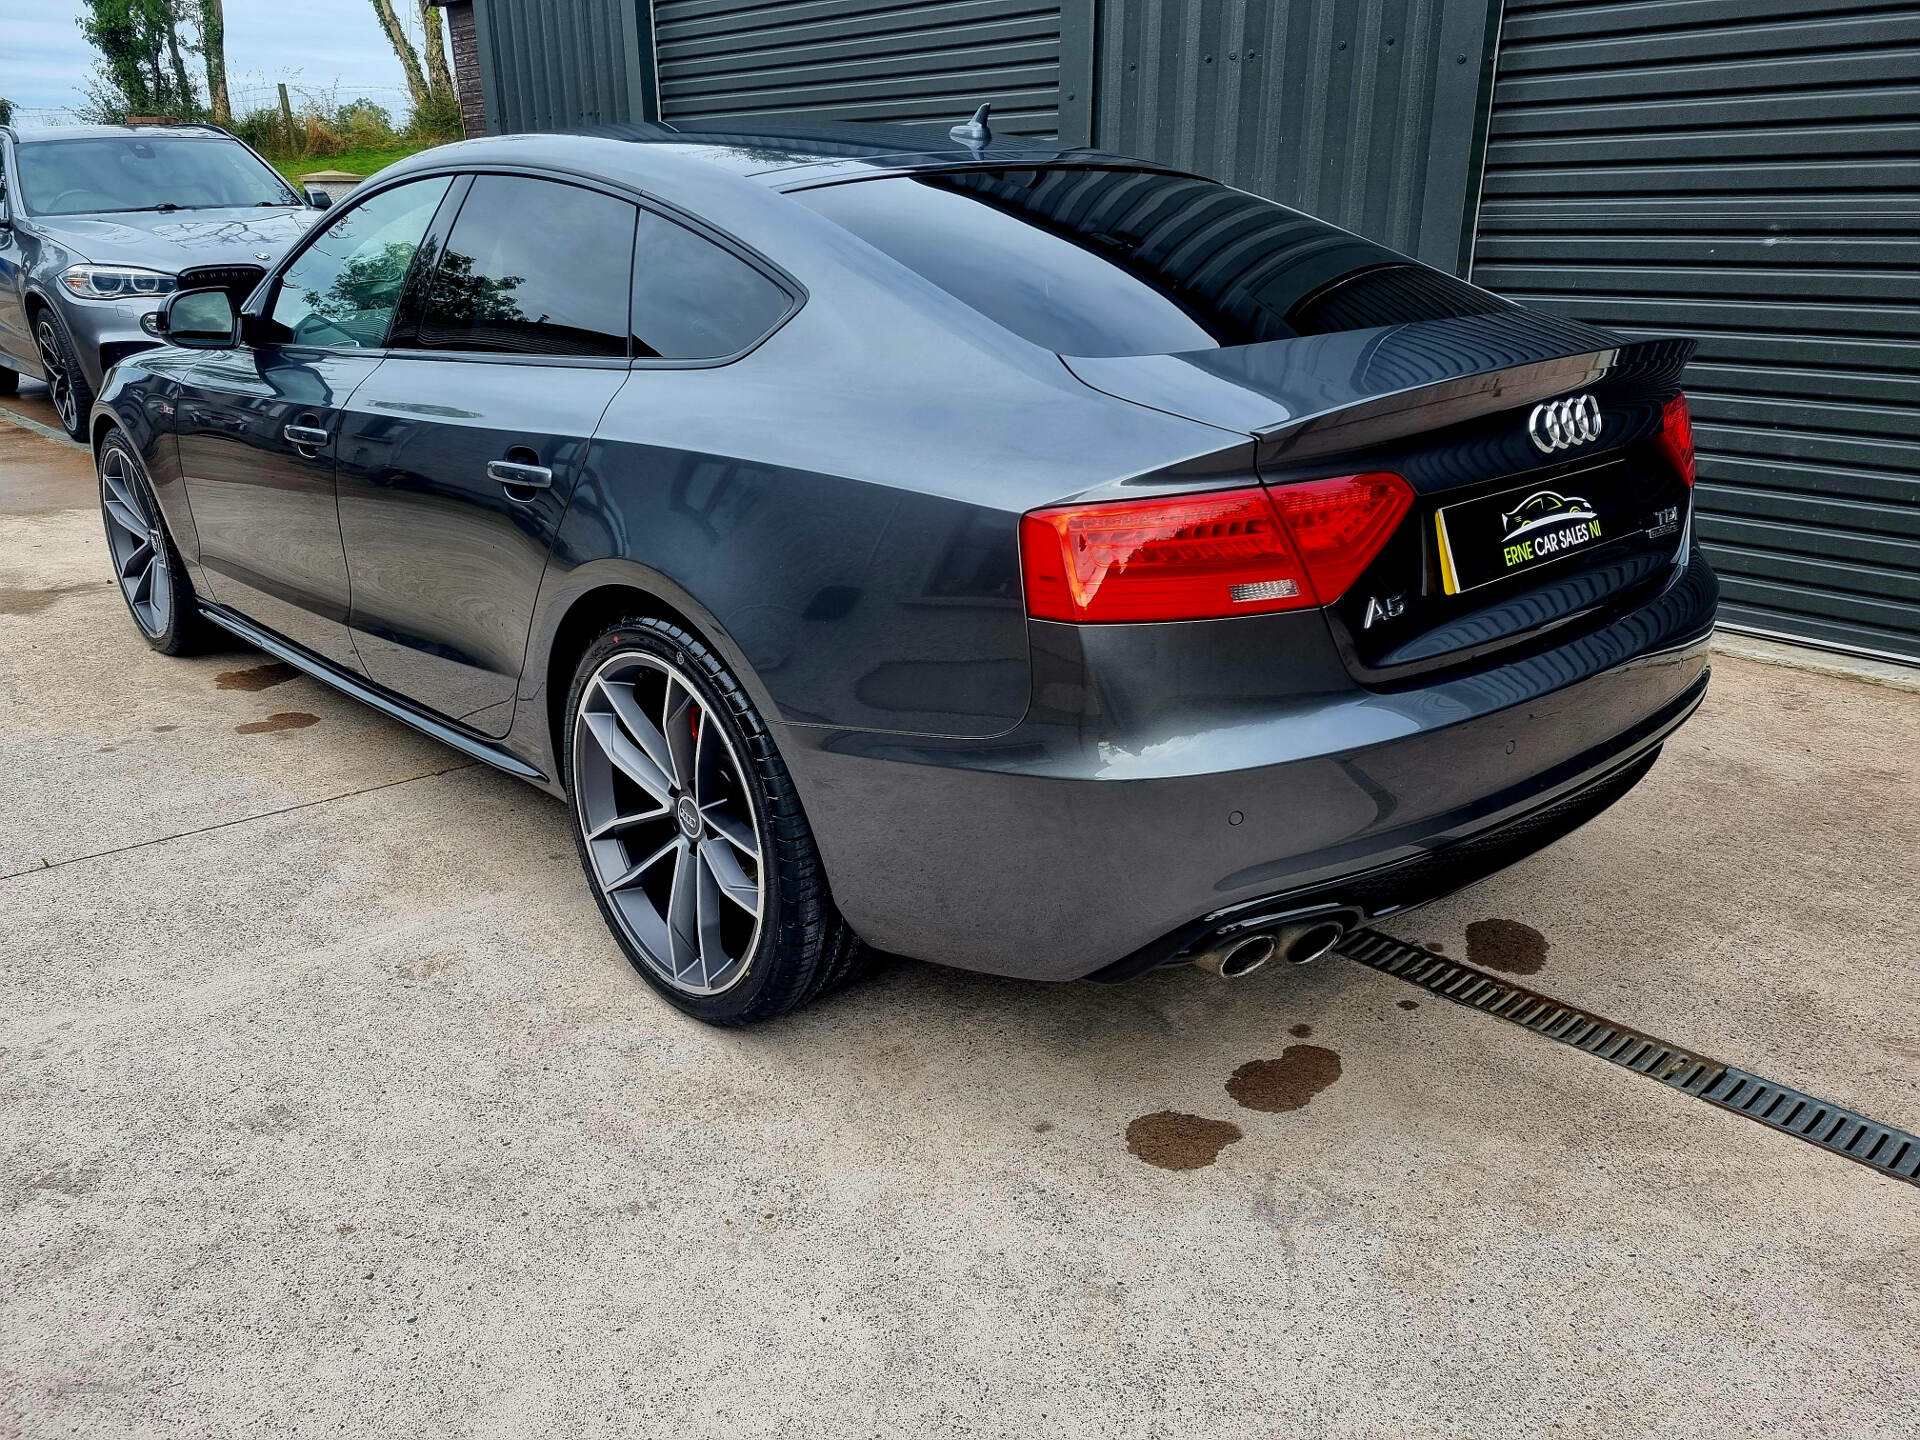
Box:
<box><xmin>443</xmin><ymin>1</ymin><xmax>488</xmax><ymax>138</ymax></box>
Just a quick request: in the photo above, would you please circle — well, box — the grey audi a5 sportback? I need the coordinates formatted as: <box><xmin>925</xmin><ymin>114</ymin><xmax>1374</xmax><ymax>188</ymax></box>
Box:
<box><xmin>90</xmin><ymin>120</ymin><xmax>1716</xmax><ymax>1024</ymax></box>
<box><xmin>0</xmin><ymin>122</ymin><xmax>322</xmax><ymax>439</ymax></box>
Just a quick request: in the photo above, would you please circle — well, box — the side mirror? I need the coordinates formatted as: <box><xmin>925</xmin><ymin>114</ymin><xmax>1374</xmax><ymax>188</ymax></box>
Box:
<box><xmin>304</xmin><ymin>186</ymin><xmax>333</xmax><ymax>211</ymax></box>
<box><xmin>152</xmin><ymin>287</ymin><xmax>238</xmax><ymax>349</ymax></box>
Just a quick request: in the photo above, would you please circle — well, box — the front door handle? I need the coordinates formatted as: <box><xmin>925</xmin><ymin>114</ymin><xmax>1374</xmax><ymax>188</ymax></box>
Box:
<box><xmin>283</xmin><ymin>423</ymin><xmax>330</xmax><ymax>451</ymax></box>
<box><xmin>488</xmin><ymin>459</ymin><xmax>554</xmax><ymax>495</ymax></box>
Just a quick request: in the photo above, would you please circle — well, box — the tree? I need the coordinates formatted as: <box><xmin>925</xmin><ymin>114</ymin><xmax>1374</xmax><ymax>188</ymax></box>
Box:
<box><xmin>368</xmin><ymin>0</ymin><xmax>431</xmax><ymax>112</ymax></box>
<box><xmin>419</xmin><ymin>2</ymin><xmax>455</xmax><ymax>107</ymax></box>
<box><xmin>77</xmin><ymin>0</ymin><xmax>202</xmax><ymax>120</ymax></box>
<box><xmin>197</xmin><ymin>0</ymin><xmax>229</xmax><ymax>124</ymax></box>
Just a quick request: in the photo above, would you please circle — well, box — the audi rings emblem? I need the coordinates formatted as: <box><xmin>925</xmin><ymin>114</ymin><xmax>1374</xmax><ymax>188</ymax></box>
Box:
<box><xmin>1527</xmin><ymin>394</ymin><xmax>1603</xmax><ymax>454</ymax></box>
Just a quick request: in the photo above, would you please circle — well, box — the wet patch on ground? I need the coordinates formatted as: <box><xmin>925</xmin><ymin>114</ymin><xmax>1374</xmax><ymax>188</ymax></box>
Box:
<box><xmin>1289</xmin><ymin>1023</ymin><xmax>1313</xmax><ymax>1038</ymax></box>
<box><xmin>1398</xmin><ymin>999</ymin><xmax>1420</xmax><ymax>1011</ymax></box>
<box><xmin>216</xmin><ymin>661</ymin><xmax>300</xmax><ymax>692</ymax></box>
<box><xmin>234</xmin><ymin>712</ymin><xmax>319</xmax><ymax>735</ymax></box>
<box><xmin>1225</xmin><ymin>1045</ymin><xmax>1343</xmax><ymax>1114</ymax></box>
<box><xmin>0</xmin><ymin>582</ymin><xmax>105</xmax><ymax>616</ymax></box>
<box><xmin>1465</xmin><ymin>918</ymin><xmax>1550</xmax><ymax>975</ymax></box>
<box><xmin>1125</xmin><ymin>1111</ymin><xmax>1242</xmax><ymax>1170</ymax></box>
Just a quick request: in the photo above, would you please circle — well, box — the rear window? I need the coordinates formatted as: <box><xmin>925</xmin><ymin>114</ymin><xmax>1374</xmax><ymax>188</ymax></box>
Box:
<box><xmin>792</xmin><ymin>168</ymin><xmax>1506</xmax><ymax>357</ymax></box>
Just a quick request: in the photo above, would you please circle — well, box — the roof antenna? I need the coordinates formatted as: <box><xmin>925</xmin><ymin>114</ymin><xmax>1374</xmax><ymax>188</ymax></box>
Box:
<box><xmin>949</xmin><ymin>103</ymin><xmax>992</xmax><ymax>147</ymax></box>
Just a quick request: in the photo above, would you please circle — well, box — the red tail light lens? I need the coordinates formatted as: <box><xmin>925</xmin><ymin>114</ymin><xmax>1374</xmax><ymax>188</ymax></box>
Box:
<box><xmin>1267</xmin><ymin>472</ymin><xmax>1414</xmax><ymax>604</ymax></box>
<box><xmin>1019</xmin><ymin>472</ymin><xmax>1412</xmax><ymax>623</ymax></box>
<box><xmin>1656</xmin><ymin>392</ymin><xmax>1696</xmax><ymax>487</ymax></box>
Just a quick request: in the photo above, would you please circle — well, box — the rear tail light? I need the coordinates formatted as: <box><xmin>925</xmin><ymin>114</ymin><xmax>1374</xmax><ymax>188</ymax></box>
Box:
<box><xmin>1019</xmin><ymin>472</ymin><xmax>1412</xmax><ymax>623</ymax></box>
<box><xmin>1656</xmin><ymin>392</ymin><xmax>1696</xmax><ymax>487</ymax></box>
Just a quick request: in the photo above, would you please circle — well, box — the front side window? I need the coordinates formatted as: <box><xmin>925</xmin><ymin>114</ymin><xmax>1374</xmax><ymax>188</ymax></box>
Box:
<box><xmin>793</xmin><ymin>168</ymin><xmax>1506</xmax><ymax>357</ymax></box>
<box><xmin>266</xmin><ymin>176</ymin><xmax>453</xmax><ymax>348</ymax></box>
<box><xmin>630</xmin><ymin>209</ymin><xmax>793</xmax><ymax>360</ymax></box>
<box><xmin>415</xmin><ymin>176</ymin><xmax>636</xmax><ymax>358</ymax></box>
<box><xmin>16</xmin><ymin>136</ymin><xmax>297</xmax><ymax>217</ymax></box>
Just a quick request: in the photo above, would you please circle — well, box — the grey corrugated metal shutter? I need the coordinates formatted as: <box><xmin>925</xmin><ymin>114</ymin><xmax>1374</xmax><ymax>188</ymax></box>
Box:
<box><xmin>474</xmin><ymin>0</ymin><xmax>651</xmax><ymax>132</ymax></box>
<box><xmin>652</xmin><ymin>0</ymin><xmax>1091</xmax><ymax>141</ymax></box>
<box><xmin>1472</xmin><ymin>0</ymin><xmax>1920</xmax><ymax>663</ymax></box>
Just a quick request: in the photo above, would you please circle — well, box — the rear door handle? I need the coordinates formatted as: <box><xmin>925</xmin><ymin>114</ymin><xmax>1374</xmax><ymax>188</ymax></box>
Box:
<box><xmin>283</xmin><ymin>423</ymin><xmax>330</xmax><ymax>450</ymax></box>
<box><xmin>488</xmin><ymin>459</ymin><xmax>554</xmax><ymax>494</ymax></box>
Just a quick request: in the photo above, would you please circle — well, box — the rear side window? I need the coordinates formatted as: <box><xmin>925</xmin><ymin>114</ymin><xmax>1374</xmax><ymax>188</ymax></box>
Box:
<box><xmin>630</xmin><ymin>209</ymin><xmax>792</xmax><ymax>360</ymax></box>
<box><xmin>793</xmin><ymin>168</ymin><xmax>1506</xmax><ymax>357</ymax></box>
<box><xmin>418</xmin><ymin>176</ymin><xmax>636</xmax><ymax>358</ymax></box>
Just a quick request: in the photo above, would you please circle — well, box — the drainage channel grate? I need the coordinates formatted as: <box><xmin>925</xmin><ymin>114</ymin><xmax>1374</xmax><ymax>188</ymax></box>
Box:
<box><xmin>1338</xmin><ymin>929</ymin><xmax>1920</xmax><ymax>1188</ymax></box>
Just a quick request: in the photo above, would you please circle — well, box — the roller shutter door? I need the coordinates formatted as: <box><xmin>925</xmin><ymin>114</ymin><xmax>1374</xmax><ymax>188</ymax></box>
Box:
<box><xmin>652</xmin><ymin>0</ymin><xmax>1081</xmax><ymax>140</ymax></box>
<box><xmin>1472</xmin><ymin>0</ymin><xmax>1920</xmax><ymax>662</ymax></box>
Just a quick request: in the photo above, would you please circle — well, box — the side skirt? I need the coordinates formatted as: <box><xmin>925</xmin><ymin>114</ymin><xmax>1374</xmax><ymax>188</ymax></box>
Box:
<box><xmin>198</xmin><ymin>602</ymin><xmax>548</xmax><ymax>784</ymax></box>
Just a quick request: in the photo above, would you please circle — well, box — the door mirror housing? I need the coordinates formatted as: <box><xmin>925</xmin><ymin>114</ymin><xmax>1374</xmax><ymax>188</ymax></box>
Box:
<box><xmin>154</xmin><ymin>287</ymin><xmax>238</xmax><ymax>349</ymax></box>
<box><xmin>304</xmin><ymin>186</ymin><xmax>333</xmax><ymax>211</ymax></box>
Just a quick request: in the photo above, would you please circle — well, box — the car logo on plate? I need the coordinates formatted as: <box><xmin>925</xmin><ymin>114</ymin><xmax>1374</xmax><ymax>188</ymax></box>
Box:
<box><xmin>1527</xmin><ymin>395</ymin><xmax>1602</xmax><ymax>454</ymax></box>
<box><xmin>1499</xmin><ymin>490</ymin><xmax>1599</xmax><ymax>543</ymax></box>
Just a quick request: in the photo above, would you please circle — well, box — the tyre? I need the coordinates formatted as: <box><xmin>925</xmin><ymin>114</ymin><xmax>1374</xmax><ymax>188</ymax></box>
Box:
<box><xmin>34</xmin><ymin>307</ymin><xmax>94</xmax><ymax>441</ymax></box>
<box><xmin>563</xmin><ymin>616</ymin><xmax>871</xmax><ymax>1024</ymax></box>
<box><xmin>0</xmin><ymin>365</ymin><xmax>18</xmax><ymax>398</ymax></box>
<box><xmin>98</xmin><ymin>428</ymin><xmax>209</xmax><ymax>655</ymax></box>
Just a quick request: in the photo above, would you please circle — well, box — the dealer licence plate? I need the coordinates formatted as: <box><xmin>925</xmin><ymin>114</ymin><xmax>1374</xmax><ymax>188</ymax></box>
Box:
<box><xmin>1435</xmin><ymin>472</ymin><xmax>1628</xmax><ymax>596</ymax></box>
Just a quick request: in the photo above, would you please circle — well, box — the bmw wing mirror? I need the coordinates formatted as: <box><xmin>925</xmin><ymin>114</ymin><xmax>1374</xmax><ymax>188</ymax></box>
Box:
<box><xmin>153</xmin><ymin>287</ymin><xmax>238</xmax><ymax>350</ymax></box>
<box><xmin>304</xmin><ymin>186</ymin><xmax>333</xmax><ymax>211</ymax></box>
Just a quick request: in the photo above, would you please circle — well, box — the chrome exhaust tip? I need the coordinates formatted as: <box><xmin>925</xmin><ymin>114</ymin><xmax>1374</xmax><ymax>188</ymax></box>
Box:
<box><xmin>1191</xmin><ymin>933</ymin><xmax>1278</xmax><ymax>980</ymax></box>
<box><xmin>1274</xmin><ymin>919</ymin><xmax>1350</xmax><ymax>966</ymax></box>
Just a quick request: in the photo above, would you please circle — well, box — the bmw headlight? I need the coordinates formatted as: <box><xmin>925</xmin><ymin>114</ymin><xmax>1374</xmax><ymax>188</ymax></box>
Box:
<box><xmin>58</xmin><ymin>265</ymin><xmax>179</xmax><ymax>302</ymax></box>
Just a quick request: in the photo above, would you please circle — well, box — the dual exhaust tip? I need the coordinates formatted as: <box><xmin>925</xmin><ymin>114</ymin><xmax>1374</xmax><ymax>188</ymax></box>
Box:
<box><xmin>1190</xmin><ymin>916</ymin><xmax>1355</xmax><ymax>980</ymax></box>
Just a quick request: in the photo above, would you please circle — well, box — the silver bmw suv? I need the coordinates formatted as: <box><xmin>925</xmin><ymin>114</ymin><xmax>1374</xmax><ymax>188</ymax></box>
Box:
<box><xmin>0</xmin><ymin>122</ymin><xmax>325</xmax><ymax>438</ymax></box>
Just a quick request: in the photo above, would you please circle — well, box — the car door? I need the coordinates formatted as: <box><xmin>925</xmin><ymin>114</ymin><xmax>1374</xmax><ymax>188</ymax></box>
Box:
<box><xmin>171</xmin><ymin>174</ymin><xmax>453</xmax><ymax>670</ymax></box>
<box><xmin>0</xmin><ymin>138</ymin><xmax>32</xmax><ymax>371</ymax></box>
<box><xmin>334</xmin><ymin>174</ymin><xmax>636</xmax><ymax>735</ymax></box>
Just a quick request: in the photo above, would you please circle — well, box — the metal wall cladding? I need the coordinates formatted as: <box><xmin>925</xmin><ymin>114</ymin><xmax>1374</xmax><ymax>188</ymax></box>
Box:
<box><xmin>1092</xmin><ymin>0</ymin><xmax>1502</xmax><ymax>272</ymax></box>
<box><xmin>1473</xmin><ymin>0</ymin><xmax>1920</xmax><ymax>663</ymax></box>
<box><xmin>652</xmin><ymin>0</ymin><xmax>1082</xmax><ymax>140</ymax></box>
<box><xmin>473</xmin><ymin>0</ymin><xmax>649</xmax><ymax>132</ymax></box>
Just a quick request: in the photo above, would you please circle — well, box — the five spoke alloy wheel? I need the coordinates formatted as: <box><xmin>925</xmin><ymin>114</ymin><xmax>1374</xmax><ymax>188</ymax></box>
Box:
<box><xmin>572</xmin><ymin>650</ymin><xmax>765</xmax><ymax>995</ymax></box>
<box><xmin>99</xmin><ymin>443</ymin><xmax>174</xmax><ymax>639</ymax></box>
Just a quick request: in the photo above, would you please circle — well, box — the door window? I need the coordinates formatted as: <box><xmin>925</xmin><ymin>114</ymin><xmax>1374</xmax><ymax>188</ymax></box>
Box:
<box><xmin>415</xmin><ymin>176</ymin><xmax>636</xmax><ymax>358</ymax></box>
<box><xmin>630</xmin><ymin>210</ymin><xmax>793</xmax><ymax>360</ymax></box>
<box><xmin>266</xmin><ymin>176</ymin><xmax>453</xmax><ymax>349</ymax></box>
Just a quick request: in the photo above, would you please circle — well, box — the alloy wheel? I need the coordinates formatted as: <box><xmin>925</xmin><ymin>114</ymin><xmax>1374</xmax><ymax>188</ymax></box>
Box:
<box><xmin>99</xmin><ymin>447</ymin><xmax>173</xmax><ymax>637</ymax></box>
<box><xmin>572</xmin><ymin>651</ymin><xmax>765</xmax><ymax>995</ymax></box>
<box><xmin>35</xmin><ymin>319</ymin><xmax>77</xmax><ymax>433</ymax></box>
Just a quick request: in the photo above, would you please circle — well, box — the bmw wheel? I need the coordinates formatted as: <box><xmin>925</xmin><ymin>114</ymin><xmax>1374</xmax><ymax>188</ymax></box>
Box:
<box><xmin>35</xmin><ymin>310</ymin><xmax>94</xmax><ymax>441</ymax></box>
<box><xmin>564</xmin><ymin>617</ymin><xmax>870</xmax><ymax>1024</ymax></box>
<box><xmin>99</xmin><ymin>429</ymin><xmax>207</xmax><ymax>655</ymax></box>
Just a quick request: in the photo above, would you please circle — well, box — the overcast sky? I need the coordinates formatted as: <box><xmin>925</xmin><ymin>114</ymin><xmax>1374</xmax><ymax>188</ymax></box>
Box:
<box><xmin>0</xmin><ymin>1</ymin><xmax>437</xmax><ymax>119</ymax></box>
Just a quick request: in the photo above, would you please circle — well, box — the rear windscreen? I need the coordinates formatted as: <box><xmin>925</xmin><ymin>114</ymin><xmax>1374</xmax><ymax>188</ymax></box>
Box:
<box><xmin>792</xmin><ymin>167</ymin><xmax>1507</xmax><ymax>358</ymax></box>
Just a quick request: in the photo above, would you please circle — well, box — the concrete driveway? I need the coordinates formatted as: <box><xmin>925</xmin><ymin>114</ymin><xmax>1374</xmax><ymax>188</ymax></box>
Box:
<box><xmin>3</xmin><ymin>398</ymin><xmax>1917</xmax><ymax>1438</ymax></box>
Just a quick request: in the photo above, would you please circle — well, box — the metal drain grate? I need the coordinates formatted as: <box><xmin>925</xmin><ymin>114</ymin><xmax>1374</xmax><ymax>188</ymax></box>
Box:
<box><xmin>1338</xmin><ymin>929</ymin><xmax>1920</xmax><ymax>1187</ymax></box>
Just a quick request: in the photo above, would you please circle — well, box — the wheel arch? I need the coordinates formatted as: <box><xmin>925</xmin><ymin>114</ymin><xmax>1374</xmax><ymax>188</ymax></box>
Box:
<box><xmin>530</xmin><ymin>561</ymin><xmax>787</xmax><ymax>794</ymax></box>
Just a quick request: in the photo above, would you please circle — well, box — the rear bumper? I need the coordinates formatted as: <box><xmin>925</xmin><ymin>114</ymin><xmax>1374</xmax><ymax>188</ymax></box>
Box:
<box><xmin>780</xmin><ymin>547</ymin><xmax>1717</xmax><ymax>981</ymax></box>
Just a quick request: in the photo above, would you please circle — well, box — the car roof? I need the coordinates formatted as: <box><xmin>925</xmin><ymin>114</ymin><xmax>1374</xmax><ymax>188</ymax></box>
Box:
<box><xmin>389</xmin><ymin>119</ymin><xmax>1193</xmax><ymax>191</ymax></box>
<box><xmin>9</xmin><ymin>123</ymin><xmax>236</xmax><ymax>144</ymax></box>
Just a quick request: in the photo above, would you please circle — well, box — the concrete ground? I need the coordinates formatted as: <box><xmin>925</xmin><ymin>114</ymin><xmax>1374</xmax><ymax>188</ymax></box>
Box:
<box><xmin>3</xmin><ymin>389</ymin><xmax>1917</xmax><ymax>1439</ymax></box>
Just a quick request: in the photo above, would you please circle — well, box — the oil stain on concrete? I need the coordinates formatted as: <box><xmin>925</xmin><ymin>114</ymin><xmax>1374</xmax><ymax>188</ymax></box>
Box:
<box><xmin>1465</xmin><ymin>918</ymin><xmax>1550</xmax><ymax>975</ymax></box>
<box><xmin>1226</xmin><ymin>1045</ymin><xmax>1343</xmax><ymax>1114</ymax></box>
<box><xmin>1125</xmin><ymin>1111</ymin><xmax>1242</xmax><ymax>1170</ymax></box>
<box><xmin>1288</xmin><ymin>1023</ymin><xmax>1313</xmax><ymax>1038</ymax></box>
<box><xmin>234</xmin><ymin>712</ymin><xmax>319</xmax><ymax>735</ymax></box>
<box><xmin>216</xmin><ymin>661</ymin><xmax>299</xmax><ymax>692</ymax></box>
<box><xmin>0</xmin><ymin>582</ymin><xmax>104</xmax><ymax>616</ymax></box>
